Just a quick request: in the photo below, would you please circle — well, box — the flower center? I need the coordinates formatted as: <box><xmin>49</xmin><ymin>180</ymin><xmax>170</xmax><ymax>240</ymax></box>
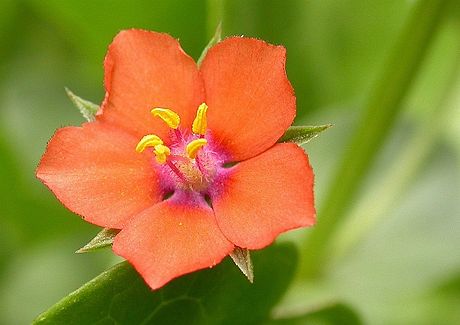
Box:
<box><xmin>136</xmin><ymin>103</ymin><xmax>221</xmax><ymax>192</ymax></box>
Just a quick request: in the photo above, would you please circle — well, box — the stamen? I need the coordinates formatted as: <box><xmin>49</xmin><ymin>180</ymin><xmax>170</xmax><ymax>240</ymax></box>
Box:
<box><xmin>186</xmin><ymin>139</ymin><xmax>207</xmax><ymax>159</ymax></box>
<box><xmin>153</xmin><ymin>144</ymin><xmax>171</xmax><ymax>164</ymax></box>
<box><xmin>135</xmin><ymin>134</ymin><xmax>163</xmax><ymax>153</ymax></box>
<box><xmin>151</xmin><ymin>108</ymin><xmax>180</xmax><ymax>129</ymax></box>
<box><xmin>192</xmin><ymin>103</ymin><xmax>208</xmax><ymax>135</ymax></box>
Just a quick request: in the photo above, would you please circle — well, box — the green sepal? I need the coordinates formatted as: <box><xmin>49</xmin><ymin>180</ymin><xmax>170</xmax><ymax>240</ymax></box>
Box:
<box><xmin>65</xmin><ymin>87</ymin><xmax>100</xmax><ymax>122</ymax></box>
<box><xmin>76</xmin><ymin>228</ymin><xmax>120</xmax><ymax>253</ymax></box>
<box><xmin>279</xmin><ymin>124</ymin><xmax>332</xmax><ymax>145</ymax></box>
<box><xmin>229</xmin><ymin>246</ymin><xmax>254</xmax><ymax>283</ymax></box>
<box><xmin>197</xmin><ymin>22</ymin><xmax>222</xmax><ymax>66</ymax></box>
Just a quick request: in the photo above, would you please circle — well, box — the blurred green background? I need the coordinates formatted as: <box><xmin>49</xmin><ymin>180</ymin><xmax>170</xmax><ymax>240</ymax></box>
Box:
<box><xmin>1</xmin><ymin>0</ymin><xmax>459</xmax><ymax>324</ymax></box>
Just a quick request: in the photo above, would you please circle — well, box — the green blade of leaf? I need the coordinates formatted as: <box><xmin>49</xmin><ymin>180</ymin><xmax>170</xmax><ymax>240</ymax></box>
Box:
<box><xmin>229</xmin><ymin>246</ymin><xmax>254</xmax><ymax>283</ymax></box>
<box><xmin>197</xmin><ymin>22</ymin><xmax>222</xmax><ymax>66</ymax></box>
<box><xmin>65</xmin><ymin>87</ymin><xmax>99</xmax><ymax>122</ymax></box>
<box><xmin>279</xmin><ymin>124</ymin><xmax>332</xmax><ymax>145</ymax></box>
<box><xmin>299</xmin><ymin>0</ymin><xmax>451</xmax><ymax>278</ymax></box>
<box><xmin>76</xmin><ymin>228</ymin><xmax>120</xmax><ymax>253</ymax></box>
<box><xmin>34</xmin><ymin>244</ymin><xmax>297</xmax><ymax>325</ymax></box>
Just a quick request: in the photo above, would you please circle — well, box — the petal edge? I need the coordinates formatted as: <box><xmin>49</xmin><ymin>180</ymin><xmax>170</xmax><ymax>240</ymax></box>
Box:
<box><xmin>200</xmin><ymin>37</ymin><xmax>296</xmax><ymax>161</ymax></box>
<box><xmin>211</xmin><ymin>143</ymin><xmax>316</xmax><ymax>249</ymax></box>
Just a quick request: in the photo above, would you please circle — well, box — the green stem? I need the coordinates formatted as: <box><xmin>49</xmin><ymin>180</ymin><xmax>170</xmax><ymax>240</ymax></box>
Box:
<box><xmin>330</xmin><ymin>24</ymin><xmax>460</xmax><ymax>263</ymax></box>
<box><xmin>299</xmin><ymin>0</ymin><xmax>451</xmax><ymax>278</ymax></box>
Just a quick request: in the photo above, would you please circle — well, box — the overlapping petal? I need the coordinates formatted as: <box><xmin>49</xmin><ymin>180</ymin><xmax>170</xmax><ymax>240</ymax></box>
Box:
<box><xmin>36</xmin><ymin>121</ymin><xmax>161</xmax><ymax>229</ymax></box>
<box><xmin>210</xmin><ymin>143</ymin><xmax>316</xmax><ymax>249</ymax></box>
<box><xmin>100</xmin><ymin>29</ymin><xmax>204</xmax><ymax>139</ymax></box>
<box><xmin>200</xmin><ymin>37</ymin><xmax>296</xmax><ymax>162</ymax></box>
<box><xmin>113</xmin><ymin>198</ymin><xmax>234</xmax><ymax>289</ymax></box>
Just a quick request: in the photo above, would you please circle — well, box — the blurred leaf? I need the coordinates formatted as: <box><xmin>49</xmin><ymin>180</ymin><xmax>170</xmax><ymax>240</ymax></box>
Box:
<box><xmin>34</xmin><ymin>244</ymin><xmax>297</xmax><ymax>324</ymax></box>
<box><xmin>229</xmin><ymin>246</ymin><xmax>254</xmax><ymax>283</ymax></box>
<box><xmin>329</xmin><ymin>15</ymin><xmax>460</xmax><ymax>263</ymax></box>
<box><xmin>197</xmin><ymin>21</ymin><xmax>222</xmax><ymax>66</ymax></box>
<box><xmin>269</xmin><ymin>302</ymin><xmax>362</xmax><ymax>325</ymax></box>
<box><xmin>279</xmin><ymin>125</ymin><xmax>332</xmax><ymax>145</ymax></box>
<box><xmin>65</xmin><ymin>88</ymin><xmax>99</xmax><ymax>122</ymax></box>
<box><xmin>76</xmin><ymin>228</ymin><xmax>120</xmax><ymax>254</ymax></box>
<box><xmin>300</xmin><ymin>0</ymin><xmax>452</xmax><ymax>277</ymax></box>
<box><xmin>437</xmin><ymin>272</ymin><xmax>460</xmax><ymax>295</ymax></box>
<box><xmin>223</xmin><ymin>1</ymin><xmax>411</xmax><ymax>115</ymax></box>
<box><xmin>28</xmin><ymin>0</ymin><xmax>207</xmax><ymax>72</ymax></box>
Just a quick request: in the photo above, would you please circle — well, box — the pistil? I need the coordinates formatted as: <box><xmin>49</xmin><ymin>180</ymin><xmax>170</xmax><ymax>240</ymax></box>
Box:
<box><xmin>166</xmin><ymin>159</ymin><xmax>188</xmax><ymax>183</ymax></box>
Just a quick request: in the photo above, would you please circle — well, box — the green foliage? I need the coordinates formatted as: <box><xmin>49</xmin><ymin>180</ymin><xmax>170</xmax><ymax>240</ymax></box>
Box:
<box><xmin>1</xmin><ymin>0</ymin><xmax>459</xmax><ymax>324</ymax></box>
<box><xmin>34</xmin><ymin>244</ymin><xmax>296</xmax><ymax>325</ymax></box>
<box><xmin>269</xmin><ymin>303</ymin><xmax>362</xmax><ymax>325</ymax></box>
<box><xmin>299</xmin><ymin>0</ymin><xmax>452</xmax><ymax>277</ymax></box>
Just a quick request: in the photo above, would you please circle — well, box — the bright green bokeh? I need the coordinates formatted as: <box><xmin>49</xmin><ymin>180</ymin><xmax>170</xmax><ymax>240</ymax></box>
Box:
<box><xmin>0</xmin><ymin>1</ymin><xmax>459</xmax><ymax>324</ymax></box>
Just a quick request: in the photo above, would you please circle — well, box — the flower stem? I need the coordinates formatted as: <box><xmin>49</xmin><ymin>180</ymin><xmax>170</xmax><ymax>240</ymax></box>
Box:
<box><xmin>330</xmin><ymin>22</ymin><xmax>460</xmax><ymax>264</ymax></box>
<box><xmin>299</xmin><ymin>0</ymin><xmax>452</xmax><ymax>278</ymax></box>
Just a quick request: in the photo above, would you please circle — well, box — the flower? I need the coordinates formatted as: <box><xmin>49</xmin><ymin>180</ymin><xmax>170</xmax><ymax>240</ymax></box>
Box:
<box><xmin>36</xmin><ymin>29</ymin><xmax>316</xmax><ymax>289</ymax></box>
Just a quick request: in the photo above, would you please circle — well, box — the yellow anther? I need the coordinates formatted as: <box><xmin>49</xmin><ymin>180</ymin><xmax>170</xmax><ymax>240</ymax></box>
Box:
<box><xmin>153</xmin><ymin>144</ymin><xmax>171</xmax><ymax>164</ymax></box>
<box><xmin>136</xmin><ymin>134</ymin><xmax>163</xmax><ymax>153</ymax></box>
<box><xmin>192</xmin><ymin>103</ymin><xmax>208</xmax><ymax>135</ymax></box>
<box><xmin>151</xmin><ymin>108</ymin><xmax>180</xmax><ymax>129</ymax></box>
<box><xmin>186</xmin><ymin>138</ymin><xmax>207</xmax><ymax>159</ymax></box>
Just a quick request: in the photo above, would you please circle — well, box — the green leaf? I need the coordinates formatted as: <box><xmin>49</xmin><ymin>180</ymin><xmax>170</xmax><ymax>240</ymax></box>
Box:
<box><xmin>299</xmin><ymin>0</ymin><xmax>451</xmax><ymax>277</ymax></box>
<box><xmin>65</xmin><ymin>87</ymin><xmax>99</xmax><ymax>122</ymax></box>
<box><xmin>229</xmin><ymin>246</ymin><xmax>254</xmax><ymax>283</ymax></box>
<box><xmin>33</xmin><ymin>244</ymin><xmax>297</xmax><ymax>325</ymax></box>
<box><xmin>197</xmin><ymin>22</ymin><xmax>222</xmax><ymax>66</ymax></box>
<box><xmin>269</xmin><ymin>302</ymin><xmax>362</xmax><ymax>325</ymax></box>
<box><xmin>75</xmin><ymin>228</ymin><xmax>120</xmax><ymax>253</ymax></box>
<box><xmin>279</xmin><ymin>124</ymin><xmax>332</xmax><ymax>145</ymax></box>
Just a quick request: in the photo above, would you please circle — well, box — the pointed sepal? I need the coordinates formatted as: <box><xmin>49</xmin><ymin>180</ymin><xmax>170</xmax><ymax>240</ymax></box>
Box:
<box><xmin>279</xmin><ymin>124</ymin><xmax>332</xmax><ymax>145</ymax></box>
<box><xmin>229</xmin><ymin>246</ymin><xmax>254</xmax><ymax>283</ymax></box>
<box><xmin>76</xmin><ymin>228</ymin><xmax>120</xmax><ymax>253</ymax></box>
<box><xmin>65</xmin><ymin>87</ymin><xmax>100</xmax><ymax>122</ymax></box>
<box><xmin>197</xmin><ymin>22</ymin><xmax>222</xmax><ymax>66</ymax></box>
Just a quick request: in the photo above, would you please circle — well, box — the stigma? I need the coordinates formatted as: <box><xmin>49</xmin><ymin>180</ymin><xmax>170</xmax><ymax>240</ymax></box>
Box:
<box><xmin>136</xmin><ymin>103</ymin><xmax>217</xmax><ymax>192</ymax></box>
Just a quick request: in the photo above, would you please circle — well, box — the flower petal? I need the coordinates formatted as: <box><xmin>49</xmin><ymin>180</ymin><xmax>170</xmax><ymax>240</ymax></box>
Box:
<box><xmin>113</xmin><ymin>198</ymin><xmax>234</xmax><ymax>289</ymax></box>
<box><xmin>36</xmin><ymin>121</ymin><xmax>161</xmax><ymax>228</ymax></box>
<box><xmin>200</xmin><ymin>37</ymin><xmax>296</xmax><ymax>161</ymax></box>
<box><xmin>100</xmin><ymin>29</ymin><xmax>204</xmax><ymax>139</ymax></box>
<box><xmin>210</xmin><ymin>143</ymin><xmax>315</xmax><ymax>249</ymax></box>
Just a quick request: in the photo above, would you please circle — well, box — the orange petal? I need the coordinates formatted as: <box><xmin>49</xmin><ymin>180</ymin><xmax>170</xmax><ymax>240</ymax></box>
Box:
<box><xmin>211</xmin><ymin>143</ymin><xmax>315</xmax><ymax>249</ymax></box>
<box><xmin>36</xmin><ymin>121</ymin><xmax>161</xmax><ymax>229</ymax></box>
<box><xmin>113</xmin><ymin>199</ymin><xmax>234</xmax><ymax>289</ymax></box>
<box><xmin>200</xmin><ymin>37</ymin><xmax>296</xmax><ymax>161</ymax></box>
<box><xmin>100</xmin><ymin>29</ymin><xmax>204</xmax><ymax>139</ymax></box>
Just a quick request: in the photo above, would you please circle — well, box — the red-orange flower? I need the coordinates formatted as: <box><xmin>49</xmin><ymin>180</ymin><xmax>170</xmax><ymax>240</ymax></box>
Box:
<box><xmin>36</xmin><ymin>30</ymin><xmax>316</xmax><ymax>289</ymax></box>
